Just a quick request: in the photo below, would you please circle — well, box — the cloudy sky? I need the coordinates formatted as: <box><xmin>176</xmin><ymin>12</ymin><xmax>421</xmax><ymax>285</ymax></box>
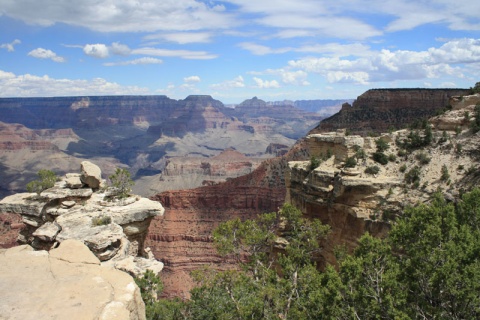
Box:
<box><xmin>1</xmin><ymin>0</ymin><xmax>479</xmax><ymax>103</ymax></box>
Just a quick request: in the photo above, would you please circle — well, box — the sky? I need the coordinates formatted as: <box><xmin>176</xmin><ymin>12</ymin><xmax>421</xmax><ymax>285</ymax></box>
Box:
<box><xmin>0</xmin><ymin>0</ymin><xmax>479</xmax><ymax>104</ymax></box>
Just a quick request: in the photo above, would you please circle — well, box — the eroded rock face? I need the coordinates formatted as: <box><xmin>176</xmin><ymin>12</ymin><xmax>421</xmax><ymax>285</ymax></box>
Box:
<box><xmin>0</xmin><ymin>239</ymin><xmax>146</xmax><ymax>320</ymax></box>
<box><xmin>146</xmin><ymin>93</ymin><xmax>480</xmax><ymax>297</ymax></box>
<box><xmin>146</xmin><ymin>149</ymin><xmax>306</xmax><ymax>297</ymax></box>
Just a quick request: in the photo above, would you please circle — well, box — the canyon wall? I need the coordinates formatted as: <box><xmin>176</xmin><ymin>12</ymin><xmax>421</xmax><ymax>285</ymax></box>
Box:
<box><xmin>146</xmin><ymin>90</ymin><xmax>480</xmax><ymax>297</ymax></box>
<box><xmin>146</xmin><ymin>155</ymin><xmax>292</xmax><ymax>297</ymax></box>
<box><xmin>314</xmin><ymin>89</ymin><xmax>469</xmax><ymax>134</ymax></box>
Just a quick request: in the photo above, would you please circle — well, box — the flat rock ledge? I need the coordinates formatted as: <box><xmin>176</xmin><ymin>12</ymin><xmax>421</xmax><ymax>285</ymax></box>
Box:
<box><xmin>0</xmin><ymin>239</ymin><xmax>146</xmax><ymax>320</ymax></box>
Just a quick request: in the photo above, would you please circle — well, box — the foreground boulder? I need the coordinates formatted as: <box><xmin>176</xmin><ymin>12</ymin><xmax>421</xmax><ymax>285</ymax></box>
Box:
<box><xmin>0</xmin><ymin>239</ymin><xmax>146</xmax><ymax>320</ymax></box>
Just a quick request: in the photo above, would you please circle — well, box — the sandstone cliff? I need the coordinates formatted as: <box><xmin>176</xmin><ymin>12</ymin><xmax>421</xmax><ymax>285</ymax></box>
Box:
<box><xmin>314</xmin><ymin>89</ymin><xmax>469</xmax><ymax>135</ymax></box>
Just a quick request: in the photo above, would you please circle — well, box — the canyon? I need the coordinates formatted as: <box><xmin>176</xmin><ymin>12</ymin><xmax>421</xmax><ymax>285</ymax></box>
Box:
<box><xmin>1</xmin><ymin>87</ymin><xmax>478</xmax><ymax>301</ymax></box>
<box><xmin>146</xmin><ymin>88</ymin><xmax>479</xmax><ymax>296</ymax></box>
<box><xmin>0</xmin><ymin>95</ymin><xmax>333</xmax><ymax>199</ymax></box>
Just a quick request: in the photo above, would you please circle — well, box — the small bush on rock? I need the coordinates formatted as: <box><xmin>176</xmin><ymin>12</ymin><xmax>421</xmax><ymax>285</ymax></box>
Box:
<box><xmin>344</xmin><ymin>156</ymin><xmax>357</xmax><ymax>168</ymax></box>
<box><xmin>108</xmin><ymin>168</ymin><xmax>134</xmax><ymax>199</ymax></box>
<box><xmin>373</xmin><ymin>152</ymin><xmax>389</xmax><ymax>165</ymax></box>
<box><xmin>26</xmin><ymin>169</ymin><xmax>57</xmax><ymax>195</ymax></box>
<box><xmin>92</xmin><ymin>215</ymin><xmax>112</xmax><ymax>226</ymax></box>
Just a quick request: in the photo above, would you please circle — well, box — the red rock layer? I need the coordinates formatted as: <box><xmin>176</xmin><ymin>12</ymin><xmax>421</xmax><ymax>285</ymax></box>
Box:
<box><xmin>147</xmin><ymin>142</ymin><xmax>310</xmax><ymax>297</ymax></box>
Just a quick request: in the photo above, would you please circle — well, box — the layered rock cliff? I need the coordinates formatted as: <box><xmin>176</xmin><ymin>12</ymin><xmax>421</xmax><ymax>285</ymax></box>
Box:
<box><xmin>146</xmin><ymin>155</ymin><xmax>291</xmax><ymax>297</ymax></box>
<box><xmin>314</xmin><ymin>89</ymin><xmax>469</xmax><ymax>135</ymax></box>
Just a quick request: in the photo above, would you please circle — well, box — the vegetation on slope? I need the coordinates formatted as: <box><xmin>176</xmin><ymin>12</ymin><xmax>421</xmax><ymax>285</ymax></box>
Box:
<box><xmin>137</xmin><ymin>189</ymin><xmax>480</xmax><ymax>319</ymax></box>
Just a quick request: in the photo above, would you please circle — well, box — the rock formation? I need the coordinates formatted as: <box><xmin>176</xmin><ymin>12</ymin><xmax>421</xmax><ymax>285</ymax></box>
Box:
<box><xmin>286</xmin><ymin>93</ymin><xmax>480</xmax><ymax>265</ymax></box>
<box><xmin>0</xmin><ymin>239</ymin><xmax>146</xmax><ymax>320</ymax></box>
<box><xmin>314</xmin><ymin>88</ymin><xmax>469</xmax><ymax>135</ymax></box>
<box><xmin>0</xmin><ymin>161</ymin><xmax>164</xmax><ymax>278</ymax></box>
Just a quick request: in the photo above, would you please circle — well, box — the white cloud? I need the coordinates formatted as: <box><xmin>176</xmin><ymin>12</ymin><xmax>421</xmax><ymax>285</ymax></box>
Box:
<box><xmin>144</xmin><ymin>32</ymin><xmax>213</xmax><ymax>44</ymax></box>
<box><xmin>240</xmin><ymin>41</ymin><xmax>372</xmax><ymax>57</ymax></box>
<box><xmin>288</xmin><ymin>38</ymin><xmax>480</xmax><ymax>84</ymax></box>
<box><xmin>0</xmin><ymin>70</ymin><xmax>150</xmax><ymax>97</ymax></box>
<box><xmin>280</xmin><ymin>70</ymin><xmax>310</xmax><ymax>86</ymax></box>
<box><xmin>210</xmin><ymin>76</ymin><xmax>245</xmax><ymax>90</ymax></box>
<box><xmin>103</xmin><ymin>57</ymin><xmax>163</xmax><ymax>66</ymax></box>
<box><xmin>83</xmin><ymin>44</ymin><xmax>109</xmax><ymax>58</ymax></box>
<box><xmin>253</xmin><ymin>77</ymin><xmax>280</xmax><ymax>89</ymax></box>
<box><xmin>0</xmin><ymin>0</ymin><xmax>235</xmax><ymax>33</ymax></box>
<box><xmin>184</xmin><ymin>76</ymin><xmax>201</xmax><ymax>83</ymax></box>
<box><xmin>0</xmin><ymin>39</ymin><xmax>21</xmax><ymax>52</ymax></box>
<box><xmin>110</xmin><ymin>42</ymin><xmax>131</xmax><ymax>55</ymax></box>
<box><xmin>131</xmin><ymin>47</ymin><xmax>217</xmax><ymax>60</ymax></box>
<box><xmin>238</xmin><ymin>42</ymin><xmax>291</xmax><ymax>55</ymax></box>
<box><xmin>249</xmin><ymin>69</ymin><xmax>310</xmax><ymax>86</ymax></box>
<box><xmin>28</xmin><ymin>48</ymin><xmax>65</xmax><ymax>62</ymax></box>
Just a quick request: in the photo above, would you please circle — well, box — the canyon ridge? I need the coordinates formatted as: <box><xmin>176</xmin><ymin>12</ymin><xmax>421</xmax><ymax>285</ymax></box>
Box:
<box><xmin>0</xmin><ymin>95</ymin><xmax>349</xmax><ymax>199</ymax></box>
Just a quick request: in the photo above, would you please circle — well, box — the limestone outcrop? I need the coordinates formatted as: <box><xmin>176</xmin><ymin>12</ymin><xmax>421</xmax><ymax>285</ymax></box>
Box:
<box><xmin>0</xmin><ymin>162</ymin><xmax>165</xmax><ymax>277</ymax></box>
<box><xmin>0</xmin><ymin>239</ymin><xmax>146</xmax><ymax>320</ymax></box>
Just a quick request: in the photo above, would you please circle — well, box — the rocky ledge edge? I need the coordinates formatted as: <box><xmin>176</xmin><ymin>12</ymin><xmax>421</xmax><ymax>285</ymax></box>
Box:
<box><xmin>0</xmin><ymin>161</ymin><xmax>165</xmax><ymax>277</ymax></box>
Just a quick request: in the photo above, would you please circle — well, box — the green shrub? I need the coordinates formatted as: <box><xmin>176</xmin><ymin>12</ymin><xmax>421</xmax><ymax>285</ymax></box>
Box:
<box><xmin>415</xmin><ymin>152</ymin><xmax>431</xmax><ymax>165</ymax></box>
<box><xmin>26</xmin><ymin>169</ymin><xmax>57</xmax><ymax>195</ymax></box>
<box><xmin>353</xmin><ymin>145</ymin><xmax>366</xmax><ymax>160</ymax></box>
<box><xmin>373</xmin><ymin>152</ymin><xmax>388</xmax><ymax>165</ymax></box>
<box><xmin>344</xmin><ymin>156</ymin><xmax>357</xmax><ymax>168</ymax></box>
<box><xmin>365</xmin><ymin>165</ymin><xmax>380</xmax><ymax>175</ymax></box>
<box><xmin>471</xmin><ymin>104</ymin><xmax>480</xmax><ymax>133</ymax></box>
<box><xmin>456</xmin><ymin>143</ymin><xmax>463</xmax><ymax>154</ymax></box>
<box><xmin>388</xmin><ymin>154</ymin><xmax>397</xmax><ymax>162</ymax></box>
<box><xmin>399</xmin><ymin>164</ymin><xmax>407</xmax><ymax>173</ymax></box>
<box><xmin>309</xmin><ymin>156</ymin><xmax>321</xmax><ymax>171</ymax></box>
<box><xmin>397</xmin><ymin>149</ymin><xmax>407</xmax><ymax>157</ymax></box>
<box><xmin>405</xmin><ymin>166</ymin><xmax>421</xmax><ymax>185</ymax></box>
<box><xmin>441</xmin><ymin>165</ymin><xmax>450</xmax><ymax>182</ymax></box>
<box><xmin>108</xmin><ymin>168</ymin><xmax>134</xmax><ymax>198</ymax></box>
<box><xmin>375</xmin><ymin>138</ymin><xmax>389</xmax><ymax>152</ymax></box>
<box><xmin>439</xmin><ymin>131</ymin><xmax>449</xmax><ymax>144</ymax></box>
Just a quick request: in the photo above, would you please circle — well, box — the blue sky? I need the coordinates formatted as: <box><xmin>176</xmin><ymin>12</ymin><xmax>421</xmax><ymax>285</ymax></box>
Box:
<box><xmin>0</xmin><ymin>0</ymin><xmax>479</xmax><ymax>103</ymax></box>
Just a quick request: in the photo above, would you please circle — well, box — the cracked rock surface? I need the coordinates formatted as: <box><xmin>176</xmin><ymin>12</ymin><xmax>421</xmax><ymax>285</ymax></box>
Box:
<box><xmin>0</xmin><ymin>239</ymin><xmax>145</xmax><ymax>320</ymax></box>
